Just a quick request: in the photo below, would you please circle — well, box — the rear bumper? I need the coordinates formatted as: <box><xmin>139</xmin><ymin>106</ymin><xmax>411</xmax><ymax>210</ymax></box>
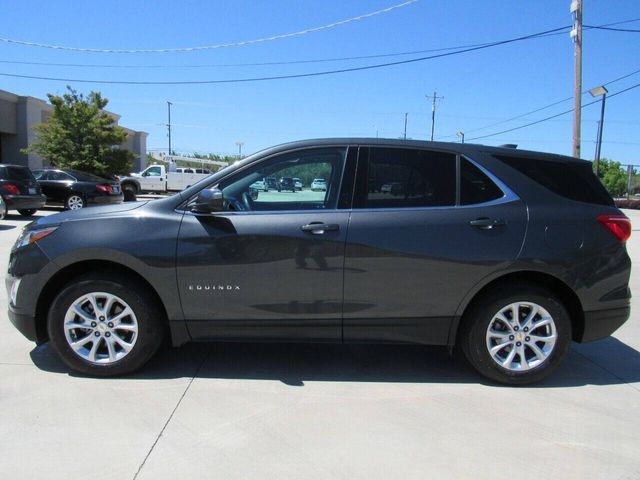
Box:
<box><xmin>578</xmin><ymin>306</ymin><xmax>631</xmax><ymax>343</ymax></box>
<box><xmin>88</xmin><ymin>193</ymin><xmax>124</xmax><ymax>205</ymax></box>
<box><xmin>3</xmin><ymin>194</ymin><xmax>47</xmax><ymax>211</ymax></box>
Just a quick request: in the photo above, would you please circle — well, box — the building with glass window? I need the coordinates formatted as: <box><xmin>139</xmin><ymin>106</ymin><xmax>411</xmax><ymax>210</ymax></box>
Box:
<box><xmin>0</xmin><ymin>88</ymin><xmax>147</xmax><ymax>171</ymax></box>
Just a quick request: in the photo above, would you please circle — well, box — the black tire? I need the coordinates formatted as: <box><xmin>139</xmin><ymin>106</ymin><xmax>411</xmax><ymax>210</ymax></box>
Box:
<box><xmin>47</xmin><ymin>273</ymin><xmax>165</xmax><ymax>376</ymax></box>
<box><xmin>18</xmin><ymin>209</ymin><xmax>37</xmax><ymax>216</ymax></box>
<box><xmin>65</xmin><ymin>194</ymin><xmax>85</xmax><ymax>210</ymax></box>
<box><xmin>0</xmin><ymin>196</ymin><xmax>6</xmax><ymax>220</ymax></box>
<box><xmin>123</xmin><ymin>187</ymin><xmax>137</xmax><ymax>202</ymax></box>
<box><xmin>458</xmin><ymin>282</ymin><xmax>571</xmax><ymax>385</ymax></box>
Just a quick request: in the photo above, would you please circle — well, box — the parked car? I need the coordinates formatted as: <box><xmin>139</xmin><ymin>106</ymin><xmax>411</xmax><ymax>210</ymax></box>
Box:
<box><xmin>264</xmin><ymin>177</ymin><xmax>278</xmax><ymax>190</ymax></box>
<box><xmin>311</xmin><ymin>178</ymin><xmax>327</xmax><ymax>191</ymax></box>
<box><xmin>0</xmin><ymin>164</ymin><xmax>46</xmax><ymax>216</ymax></box>
<box><xmin>250</xmin><ymin>179</ymin><xmax>267</xmax><ymax>191</ymax></box>
<box><xmin>0</xmin><ymin>195</ymin><xmax>6</xmax><ymax>220</ymax></box>
<box><xmin>381</xmin><ymin>182</ymin><xmax>404</xmax><ymax>195</ymax></box>
<box><xmin>278</xmin><ymin>177</ymin><xmax>296</xmax><ymax>192</ymax></box>
<box><xmin>293</xmin><ymin>178</ymin><xmax>303</xmax><ymax>191</ymax></box>
<box><xmin>32</xmin><ymin>168</ymin><xmax>123</xmax><ymax>210</ymax></box>
<box><xmin>7</xmin><ymin>139</ymin><xmax>631</xmax><ymax>384</ymax></box>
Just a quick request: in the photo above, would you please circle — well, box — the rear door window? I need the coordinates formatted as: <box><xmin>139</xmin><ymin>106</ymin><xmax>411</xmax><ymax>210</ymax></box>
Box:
<box><xmin>360</xmin><ymin>148</ymin><xmax>456</xmax><ymax>208</ymax></box>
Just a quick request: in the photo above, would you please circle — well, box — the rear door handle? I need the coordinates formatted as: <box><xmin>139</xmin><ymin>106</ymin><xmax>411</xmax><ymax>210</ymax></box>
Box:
<box><xmin>301</xmin><ymin>223</ymin><xmax>340</xmax><ymax>234</ymax></box>
<box><xmin>469</xmin><ymin>217</ymin><xmax>506</xmax><ymax>230</ymax></box>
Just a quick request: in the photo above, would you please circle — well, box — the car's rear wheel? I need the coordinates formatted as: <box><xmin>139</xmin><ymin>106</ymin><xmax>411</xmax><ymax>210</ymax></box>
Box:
<box><xmin>65</xmin><ymin>194</ymin><xmax>85</xmax><ymax>210</ymax></box>
<box><xmin>0</xmin><ymin>197</ymin><xmax>6</xmax><ymax>220</ymax></box>
<box><xmin>459</xmin><ymin>283</ymin><xmax>571</xmax><ymax>385</ymax></box>
<box><xmin>18</xmin><ymin>209</ymin><xmax>37</xmax><ymax>216</ymax></box>
<box><xmin>47</xmin><ymin>273</ymin><xmax>164</xmax><ymax>376</ymax></box>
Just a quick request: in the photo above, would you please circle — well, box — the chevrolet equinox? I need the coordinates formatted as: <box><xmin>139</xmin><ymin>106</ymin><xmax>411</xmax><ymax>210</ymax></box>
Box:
<box><xmin>6</xmin><ymin>139</ymin><xmax>632</xmax><ymax>384</ymax></box>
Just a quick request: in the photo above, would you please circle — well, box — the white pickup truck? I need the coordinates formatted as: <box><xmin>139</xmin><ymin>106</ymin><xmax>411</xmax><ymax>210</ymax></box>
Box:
<box><xmin>118</xmin><ymin>164</ymin><xmax>211</xmax><ymax>201</ymax></box>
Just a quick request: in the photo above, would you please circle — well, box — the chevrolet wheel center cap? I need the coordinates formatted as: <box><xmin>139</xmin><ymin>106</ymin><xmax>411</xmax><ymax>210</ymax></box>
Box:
<box><xmin>98</xmin><ymin>323</ymin><xmax>108</xmax><ymax>333</ymax></box>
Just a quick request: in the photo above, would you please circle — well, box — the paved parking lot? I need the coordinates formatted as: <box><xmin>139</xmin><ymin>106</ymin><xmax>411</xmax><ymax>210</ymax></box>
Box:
<box><xmin>1</xmin><ymin>206</ymin><xmax>639</xmax><ymax>479</ymax></box>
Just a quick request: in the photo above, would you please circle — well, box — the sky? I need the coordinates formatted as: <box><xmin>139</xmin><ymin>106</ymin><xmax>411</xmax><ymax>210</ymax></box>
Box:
<box><xmin>1</xmin><ymin>0</ymin><xmax>639</xmax><ymax>163</ymax></box>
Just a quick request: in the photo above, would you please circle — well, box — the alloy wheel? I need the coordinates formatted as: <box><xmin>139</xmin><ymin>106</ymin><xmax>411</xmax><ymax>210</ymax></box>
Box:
<box><xmin>485</xmin><ymin>301</ymin><xmax>557</xmax><ymax>371</ymax></box>
<box><xmin>63</xmin><ymin>292</ymin><xmax>139</xmax><ymax>364</ymax></box>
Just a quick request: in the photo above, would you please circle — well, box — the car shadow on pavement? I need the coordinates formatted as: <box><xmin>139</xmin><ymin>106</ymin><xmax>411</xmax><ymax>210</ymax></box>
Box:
<box><xmin>29</xmin><ymin>336</ymin><xmax>640</xmax><ymax>388</ymax></box>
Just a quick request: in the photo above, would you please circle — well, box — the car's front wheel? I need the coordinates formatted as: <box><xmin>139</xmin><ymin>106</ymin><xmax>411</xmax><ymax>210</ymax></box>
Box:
<box><xmin>47</xmin><ymin>273</ymin><xmax>164</xmax><ymax>376</ymax></box>
<box><xmin>459</xmin><ymin>283</ymin><xmax>571</xmax><ymax>385</ymax></box>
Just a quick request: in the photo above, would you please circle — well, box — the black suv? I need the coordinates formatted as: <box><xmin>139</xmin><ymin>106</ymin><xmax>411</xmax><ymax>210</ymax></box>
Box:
<box><xmin>0</xmin><ymin>164</ymin><xmax>47</xmax><ymax>216</ymax></box>
<box><xmin>278</xmin><ymin>177</ymin><xmax>296</xmax><ymax>192</ymax></box>
<box><xmin>6</xmin><ymin>139</ymin><xmax>631</xmax><ymax>384</ymax></box>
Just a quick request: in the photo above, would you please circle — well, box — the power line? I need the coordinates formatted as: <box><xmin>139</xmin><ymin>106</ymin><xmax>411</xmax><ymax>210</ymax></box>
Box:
<box><xmin>0</xmin><ymin>1</ymin><xmax>418</xmax><ymax>53</ymax></box>
<box><xmin>439</xmin><ymin>67</ymin><xmax>640</xmax><ymax>139</ymax></box>
<box><xmin>0</xmin><ymin>31</ymin><xmax>565</xmax><ymax>70</ymax></box>
<box><xmin>0</xmin><ymin>18</ymin><xmax>634</xmax><ymax>70</ymax></box>
<box><xmin>466</xmin><ymin>81</ymin><xmax>640</xmax><ymax>142</ymax></box>
<box><xmin>584</xmin><ymin>25</ymin><xmax>640</xmax><ymax>33</ymax></box>
<box><xmin>0</xmin><ymin>26</ymin><xmax>571</xmax><ymax>85</ymax></box>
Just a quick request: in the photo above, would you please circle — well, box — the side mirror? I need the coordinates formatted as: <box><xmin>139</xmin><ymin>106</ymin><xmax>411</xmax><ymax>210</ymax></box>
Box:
<box><xmin>190</xmin><ymin>188</ymin><xmax>224</xmax><ymax>214</ymax></box>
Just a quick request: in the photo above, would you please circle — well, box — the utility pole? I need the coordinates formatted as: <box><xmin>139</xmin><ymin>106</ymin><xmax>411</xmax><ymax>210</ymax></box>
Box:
<box><xmin>426</xmin><ymin>91</ymin><xmax>444</xmax><ymax>141</ymax></box>
<box><xmin>167</xmin><ymin>101</ymin><xmax>173</xmax><ymax>155</ymax></box>
<box><xmin>570</xmin><ymin>0</ymin><xmax>582</xmax><ymax>158</ymax></box>
<box><xmin>403</xmin><ymin>113</ymin><xmax>408</xmax><ymax>140</ymax></box>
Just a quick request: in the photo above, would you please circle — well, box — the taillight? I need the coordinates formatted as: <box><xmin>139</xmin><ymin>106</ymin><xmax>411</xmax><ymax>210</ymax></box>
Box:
<box><xmin>96</xmin><ymin>184</ymin><xmax>112</xmax><ymax>193</ymax></box>
<box><xmin>1</xmin><ymin>184</ymin><xmax>20</xmax><ymax>195</ymax></box>
<box><xmin>597</xmin><ymin>214</ymin><xmax>632</xmax><ymax>242</ymax></box>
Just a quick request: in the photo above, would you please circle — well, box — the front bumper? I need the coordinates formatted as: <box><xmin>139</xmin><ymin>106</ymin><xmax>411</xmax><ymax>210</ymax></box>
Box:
<box><xmin>8</xmin><ymin>303</ymin><xmax>38</xmax><ymax>342</ymax></box>
<box><xmin>578</xmin><ymin>306</ymin><xmax>631</xmax><ymax>342</ymax></box>
<box><xmin>4</xmin><ymin>194</ymin><xmax>47</xmax><ymax>211</ymax></box>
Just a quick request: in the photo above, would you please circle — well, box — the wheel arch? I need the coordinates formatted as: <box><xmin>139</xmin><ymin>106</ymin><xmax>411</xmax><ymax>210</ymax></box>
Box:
<box><xmin>450</xmin><ymin>270</ymin><xmax>585</xmax><ymax>345</ymax></box>
<box><xmin>34</xmin><ymin>259</ymin><xmax>171</xmax><ymax>344</ymax></box>
<box><xmin>120</xmin><ymin>179</ymin><xmax>140</xmax><ymax>194</ymax></box>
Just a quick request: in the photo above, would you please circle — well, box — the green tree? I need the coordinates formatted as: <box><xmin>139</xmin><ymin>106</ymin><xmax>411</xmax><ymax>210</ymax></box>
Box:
<box><xmin>24</xmin><ymin>86</ymin><xmax>134</xmax><ymax>177</ymax></box>
<box><xmin>594</xmin><ymin>158</ymin><xmax>627</xmax><ymax>197</ymax></box>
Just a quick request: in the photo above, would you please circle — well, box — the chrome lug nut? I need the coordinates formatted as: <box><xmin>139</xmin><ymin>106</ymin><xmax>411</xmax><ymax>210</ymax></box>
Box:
<box><xmin>509</xmin><ymin>335</ymin><xmax>515</xmax><ymax>340</ymax></box>
<box><xmin>105</xmin><ymin>332</ymin><xmax>111</xmax><ymax>337</ymax></box>
<box><xmin>91</xmin><ymin>322</ymin><xmax>97</xmax><ymax>327</ymax></box>
<box><xmin>94</xmin><ymin>331</ymin><xmax>100</xmax><ymax>337</ymax></box>
<box><xmin>99</xmin><ymin>316</ymin><xmax>105</xmax><ymax>321</ymax></box>
<box><xmin>525</xmin><ymin>336</ymin><xmax>530</xmax><ymax>342</ymax></box>
<box><xmin>516</xmin><ymin>341</ymin><xmax>522</xmax><ymax>347</ymax></box>
<box><xmin>523</xmin><ymin>327</ymin><xmax>529</xmax><ymax>332</ymax></box>
<box><xmin>107</xmin><ymin>322</ymin><xmax>114</xmax><ymax>328</ymax></box>
<box><xmin>514</xmin><ymin>326</ymin><xmax>519</xmax><ymax>331</ymax></box>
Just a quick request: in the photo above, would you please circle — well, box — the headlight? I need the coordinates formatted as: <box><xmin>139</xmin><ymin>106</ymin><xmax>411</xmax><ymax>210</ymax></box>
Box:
<box><xmin>13</xmin><ymin>226</ymin><xmax>58</xmax><ymax>250</ymax></box>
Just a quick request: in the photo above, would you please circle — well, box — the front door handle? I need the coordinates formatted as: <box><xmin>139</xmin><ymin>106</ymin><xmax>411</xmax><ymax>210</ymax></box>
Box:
<box><xmin>301</xmin><ymin>223</ymin><xmax>340</xmax><ymax>234</ymax></box>
<box><xmin>469</xmin><ymin>217</ymin><xmax>506</xmax><ymax>230</ymax></box>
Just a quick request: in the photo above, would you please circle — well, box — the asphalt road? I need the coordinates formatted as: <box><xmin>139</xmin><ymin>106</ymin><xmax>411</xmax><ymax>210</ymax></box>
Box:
<box><xmin>0</xmin><ymin>205</ymin><xmax>639</xmax><ymax>480</ymax></box>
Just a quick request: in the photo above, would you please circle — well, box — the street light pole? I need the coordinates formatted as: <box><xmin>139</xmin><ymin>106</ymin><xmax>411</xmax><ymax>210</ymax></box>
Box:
<box><xmin>589</xmin><ymin>85</ymin><xmax>608</xmax><ymax>178</ymax></box>
<box><xmin>235</xmin><ymin>141</ymin><xmax>244</xmax><ymax>159</ymax></box>
<box><xmin>456</xmin><ymin>131</ymin><xmax>465</xmax><ymax>144</ymax></box>
<box><xmin>167</xmin><ymin>101</ymin><xmax>173</xmax><ymax>155</ymax></box>
<box><xmin>403</xmin><ymin>112</ymin><xmax>408</xmax><ymax>140</ymax></box>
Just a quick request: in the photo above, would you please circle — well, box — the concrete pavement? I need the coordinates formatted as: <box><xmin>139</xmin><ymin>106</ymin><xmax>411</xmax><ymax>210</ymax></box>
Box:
<box><xmin>0</xmin><ymin>206</ymin><xmax>638</xmax><ymax>480</ymax></box>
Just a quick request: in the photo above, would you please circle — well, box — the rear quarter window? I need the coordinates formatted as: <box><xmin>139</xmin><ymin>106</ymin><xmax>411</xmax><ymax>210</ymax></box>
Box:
<box><xmin>493</xmin><ymin>155</ymin><xmax>613</xmax><ymax>206</ymax></box>
<box><xmin>0</xmin><ymin>166</ymin><xmax>36</xmax><ymax>182</ymax></box>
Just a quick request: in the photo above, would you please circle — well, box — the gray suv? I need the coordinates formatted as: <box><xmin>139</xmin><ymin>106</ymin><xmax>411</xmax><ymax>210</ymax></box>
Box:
<box><xmin>6</xmin><ymin>139</ymin><xmax>631</xmax><ymax>384</ymax></box>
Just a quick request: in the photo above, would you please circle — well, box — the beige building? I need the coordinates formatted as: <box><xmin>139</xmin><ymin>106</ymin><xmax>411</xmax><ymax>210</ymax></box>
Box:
<box><xmin>0</xmin><ymin>89</ymin><xmax>147</xmax><ymax>171</ymax></box>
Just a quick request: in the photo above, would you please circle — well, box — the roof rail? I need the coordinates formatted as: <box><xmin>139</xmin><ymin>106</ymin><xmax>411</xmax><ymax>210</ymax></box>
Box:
<box><xmin>499</xmin><ymin>144</ymin><xmax>518</xmax><ymax>149</ymax></box>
